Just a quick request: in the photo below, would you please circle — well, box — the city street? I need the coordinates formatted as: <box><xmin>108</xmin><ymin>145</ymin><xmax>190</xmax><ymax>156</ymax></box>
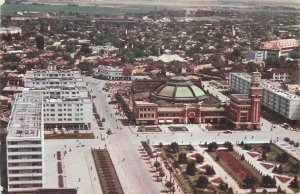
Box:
<box><xmin>44</xmin><ymin>77</ymin><xmax>300</xmax><ymax>194</ymax></box>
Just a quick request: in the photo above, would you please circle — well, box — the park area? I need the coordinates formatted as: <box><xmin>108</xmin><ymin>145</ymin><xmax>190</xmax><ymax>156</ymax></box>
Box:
<box><xmin>156</xmin><ymin>143</ymin><xmax>233</xmax><ymax>194</ymax></box>
<box><xmin>243</xmin><ymin>143</ymin><xmax>299</xmax><ymax>176</ymax></box>
<box><xmin>168</xmin><ymin>126</ymin><xmax>188</xmax><ymax>132</ymax></box>
<box><xmin>137</xmin><ymin>126</ymin><xmax>162</xmax><ymax>132</ymax></box>
<box><xmin>45</xmin><ymin>132</ymin><xmax>95</xmax><ymax>139</ymax></box>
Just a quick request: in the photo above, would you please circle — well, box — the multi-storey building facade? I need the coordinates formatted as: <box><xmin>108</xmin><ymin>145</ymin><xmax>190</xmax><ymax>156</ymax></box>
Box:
<box><xmin>6</xmin><ymin>93</ymin><xmax>44</xmax><ymax>193</ymax></box>
<box><xmin>23</xmin><ymin>66</ymin><xmax>93</xmax><ymax>130</ymax></box>
<box><xmin>227</xmin><ymin>72</ymin><xmax>262</xmax><ymax>129</ymax></box>
<box><xmin>229</xmin><ymin>72</ymin><xmax>300</xmax><ymax>121</ymax></box>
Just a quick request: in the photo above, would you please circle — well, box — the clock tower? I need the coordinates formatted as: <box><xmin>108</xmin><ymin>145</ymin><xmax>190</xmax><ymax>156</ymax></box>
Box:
<box><xmin>249</xmin><ymin>72</ymin><xmax>262</xmax><ymax>129</ymax></box>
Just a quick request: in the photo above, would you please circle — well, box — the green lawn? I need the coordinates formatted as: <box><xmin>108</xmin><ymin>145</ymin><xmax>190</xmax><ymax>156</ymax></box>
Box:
<box><xmin>246</xmin><ymin>143</ymin><xmax>300</xmax><ymax>177</ymax></box>
<box><xmin>168</xmin><ymin>126</ymin><xmax>188</xmax><ymax>132</ymax></box>
<box><xmin>45</xmin><ymin>132</ymin><xmax>95</xmax><ymax>139</ymax></box>
<box><xmin>137</xmin><ymin>126</ymin><xmax>162</xmax><ymax>132</ymax></box>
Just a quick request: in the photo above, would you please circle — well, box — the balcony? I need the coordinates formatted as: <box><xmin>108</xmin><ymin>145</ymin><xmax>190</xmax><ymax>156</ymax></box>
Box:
<box><xmin>8</xmin><ymin>173</ymin><xmax>43</xmax><ymax>178</ymax></box>
<box><xmin>8</xmin><ymin>179</ymin><xmax>43</xmax><ymax>185</ymax></box>
<box><xmin>8</xmin><ymin>158</ymin><xmax>42</xmax><ymax>163</ymax></box>
<box><xmin>7</xmin><ymin>151</ymin><xmax>42</xmax><ymax>156</ymax></box>
<box><xmin>7</xmin><ymin>144</ymin><xmax>42</xmax><ymax>148</ymax></box>
<box><xmin>8</xmin><ymin>165</ymin><xmax>42</xmax><ymax>170</ymax></box>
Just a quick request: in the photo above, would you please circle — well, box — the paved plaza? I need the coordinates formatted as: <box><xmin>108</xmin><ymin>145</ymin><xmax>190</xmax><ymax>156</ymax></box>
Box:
<box><xmin>42</xmin><ymin>77</ymin><xmax>300</xmax><ymax>194</ymax></box>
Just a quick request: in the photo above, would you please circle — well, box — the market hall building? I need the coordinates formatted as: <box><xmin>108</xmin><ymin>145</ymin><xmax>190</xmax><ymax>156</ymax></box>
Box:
<box><xmin>132</xmin><ymin>76</ymin><xmax>227</xmax><ymax>125</ymax></box>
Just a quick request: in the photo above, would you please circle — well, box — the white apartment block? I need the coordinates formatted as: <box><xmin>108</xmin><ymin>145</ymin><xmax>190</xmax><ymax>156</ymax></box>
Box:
<box><xmin>229</xmin><ymin>72</ymin><xmax>300</xmax><ymax>121</ymax></box>
<box><xmin>23</xmin><ymin>66</ymin><xmax>93</xmax><ymax>130</ymax></box>
<box><xmin>272</xmin><ymin>72</ymin><xmax>292</xmax><ymax>83</ymax></box>
<box><xmin>98</xmin><ymin>65</ymin><xmax>124</xmax><ymax>80</ymax></box>
<box><xmin>6</xmin><ymin>93</ymin><xmax>44</xmax><ymax>193</ymax></box>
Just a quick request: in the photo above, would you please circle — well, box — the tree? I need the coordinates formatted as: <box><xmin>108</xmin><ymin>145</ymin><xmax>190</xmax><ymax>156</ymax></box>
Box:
<box><xmin>158</xmin><ymin>171</ymin><xmax>165</xmax><ymax>182</ymax></box>
<box><xmin>289</xmin><ymin>176</ymin><xmax>299</xmax><ymax>189</ymax></box>
<box><xmin>224</xmin><ymin>142</ymin><xmax>233</xmax><ymax>151</ymax></box>
<box><xmin>277</xmin><ymin>186</ymin><xmax>284</xmax><ymax>194</ymax></box>
<box><xmin>178</xmin><ymin>153</ymin><xmax>188</xmax><ymax>164</ymax></box>
<box><xmin>196</xmin><ymin>176</ymin><xmax>209</xmax><ymax>189</ymax></box>
<box><xmin>241</xmin><ymin>154</ymin><xmax>245</xmax><ymax>161</ymax></box>
<box><xmin>260</xmin><ymin>151</ymin><xmax>267</xmax><ymax>161</ymax></box>
<box><xmin>205</xmin><ymin>165</ymin><xmax>216</xmax><ymax>175</ymax></box>
<box><xmin>187</xmin><ymin>144</ymin><xmax>194</xmax><ymax>151</ymax></box>
<box><xmin>247</xmin><ymin>62</ymin><xmax>260</xmax><ymax>73</ymax></box>
<box><xmin>154</xmin><ymin>161</ymin><xmax>161</xmax><ymax>171</ymax></box>
<box><xmin>186</xmin><ymin>161</ymin><xmax>196</xmax><ymax>176</ymax></box>
<box><xmin>170</xmin><ymin>142</ymin><xmax>179</xmax><ymax>153</ymax></box>
<box><xmin>35</xmin><ymin>35</ymin><xmax>44</xmax><ymax>50</ymax></box>
<box><xmin>290</xmin><ymin>162</ymin><xmax>300</xmax><ymax>174</ymax></box>
<box><xmin>165</xmin><ymin>181</ymin><xmax>174</xmax><ymax>191</ymax></box>
<box><xmin>262</xmin><ymin>143</ymin><xmax>271</xmax><ymax>152</ymax></box>
<box><xmin>2</xmin><ymin>54</ymin><xmax>21</xmax><ymax>62</ymax></box>
<box><xmin>219</xmin><ymin>183</ymin><xmax>228</xmax><ymax>191</ymax></box>
<box><xmin>243</xmin><ymin>175</ymin><xmax>255</xmax><ymax>189</ymax></box>
<box><xmin>195</xmin><ymin>154</ymin><xmax>204</xmax><ymax>164</ymax></box>
<box><xmin>276</xmin><ymin>153</ymin><xmax>289</xmax><ymax>163</ymax></box>
<box><xmin>262</xmin><ymin>175</ymin><xmax>276</xmax><ymax>188</ymax></box>
<box><xmin>207</xmin><ymin>142</ymin><xmax>218</xmax><ymax>152</ymax></box>
<box><xmin>215</xmin><ymin>154</ymin><xmax>220</xmax><ymax>162</ymax></box>
<box><xmin>228</xmin><ymin>187</ymin><xmax>234</xmax><ymax>194</ymax></box>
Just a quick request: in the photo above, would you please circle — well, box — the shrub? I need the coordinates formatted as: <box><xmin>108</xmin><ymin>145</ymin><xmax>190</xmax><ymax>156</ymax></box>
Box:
<box><xmin>294</xmin><ymin>142</ymin><xmax>299</xmax><ymax>147</ymax></box>
<box><xmin>289</xmin><ymin>140</ymin><xmax>295</xmax><ymax>145</ymax></box>
<box><xmin>158</xmin><ymin>142</ymin><xmax>163</xmax><ymax>147</ymax></box>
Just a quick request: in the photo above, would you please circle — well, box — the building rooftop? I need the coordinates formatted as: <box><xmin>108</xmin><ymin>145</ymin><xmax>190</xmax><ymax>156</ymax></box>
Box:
<box><xmin>260</xmin><ymin>39</ymin><xmax>299</xmax><ymax>51</ymax></box>
<box><xmin>231</xmin><ymin>72</ymin><xmax>300</xmax><ymax>101</ymax></box>
<box><xmin>151</xmin><ymin>77</ymin><xmax>207</xmax><ymax>103</ymax></box>
<box><xmin>263</xmin><ymin>81</ymin><xmax>300</xmax><ymax>100</ymax></box>
<box><xmin>7</xmin><ymin>93</ymin><xmax>43</xmax><ymax>139</ymax></box>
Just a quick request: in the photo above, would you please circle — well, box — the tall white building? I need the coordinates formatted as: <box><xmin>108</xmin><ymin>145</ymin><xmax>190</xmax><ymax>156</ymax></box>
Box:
<box><xmin>24</xmin><ymin>66</ymin><xmax>93</xmax><ymax>130</ymax></box>
<box><xmin>6</xmin><ymin>93</ymin><xmax>44</xmax><ymax>193</ymax></box>
<box><xmin>229</xmin><ymin>72</ymin><xmax>300</xmax><ymax>121</ymax></box>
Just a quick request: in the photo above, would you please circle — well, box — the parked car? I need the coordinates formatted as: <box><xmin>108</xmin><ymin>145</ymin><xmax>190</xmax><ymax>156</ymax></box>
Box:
<box><xmin>223</xmin><ymin>130</ymin><xmax>232</xmax><ymax>134</ymax></box>
<box><xmin>102</xmin><ymin>118</ymin><xmax>105</xmax><ymax>122</ymax></box>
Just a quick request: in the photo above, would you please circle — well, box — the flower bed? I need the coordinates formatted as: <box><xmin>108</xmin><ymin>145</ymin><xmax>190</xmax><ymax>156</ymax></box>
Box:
<box><xmin>210</xmin><ymin>151</ymin><xmax>262</xmax><ymax>188</ymax></box>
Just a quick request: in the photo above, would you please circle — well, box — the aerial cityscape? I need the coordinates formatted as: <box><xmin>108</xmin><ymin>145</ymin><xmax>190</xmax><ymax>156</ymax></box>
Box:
<box><xmin>0</xmin><ymin>0</ymin><xmax>299</xmax><ymax>194</ymax></box>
